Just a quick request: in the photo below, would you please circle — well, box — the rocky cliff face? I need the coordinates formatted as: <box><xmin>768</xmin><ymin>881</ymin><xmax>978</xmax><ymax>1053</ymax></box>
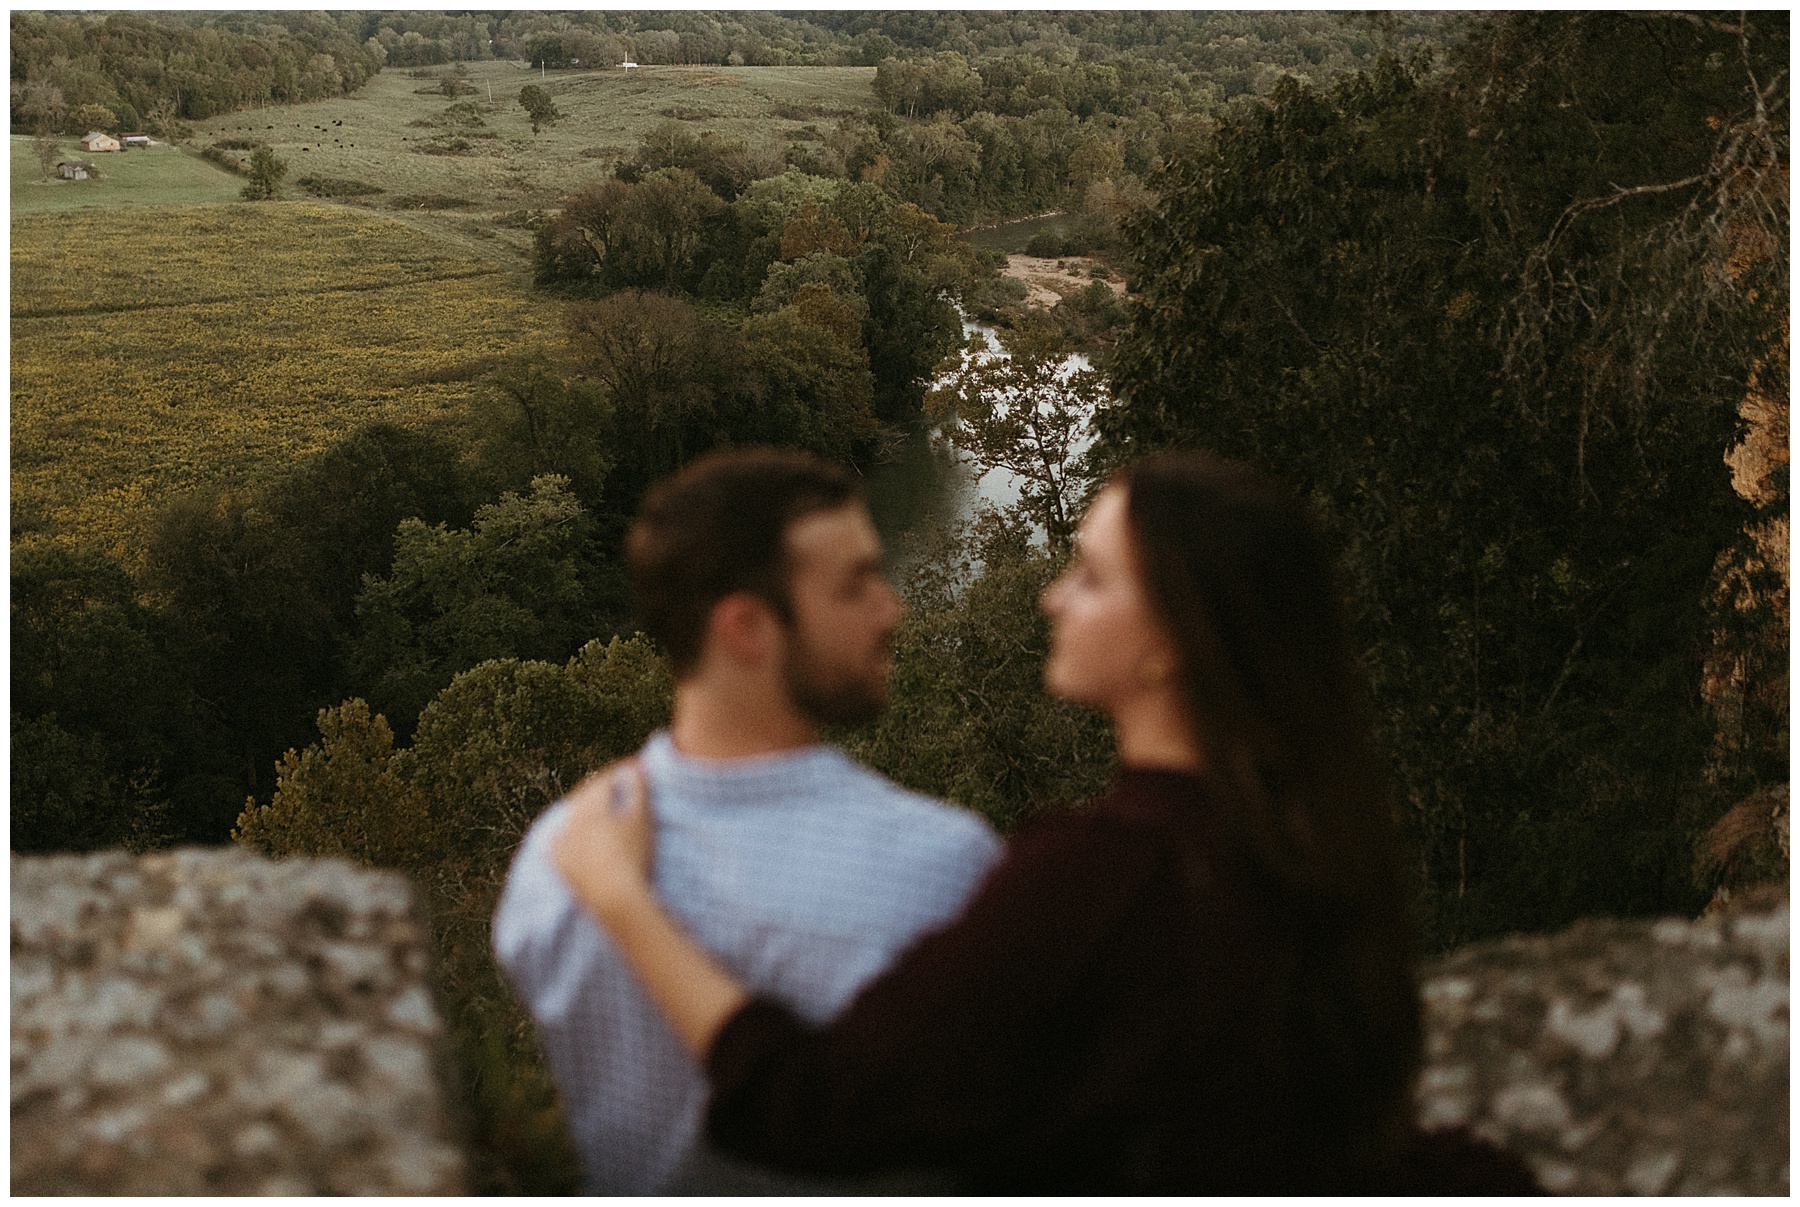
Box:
<box><xmin>10</xmin><ymin>848</ymin><xmax>466</xmax><ymax>1195</ymax></box>
<box><xmin>11</xmin><ymin>847</ymin><xmax>1788</xmax><ymax>1195</ymax></box>
<box><xmin>1417</xmin><ymin>902</ymin><xmax>1789</xmax><ymax>1195</ymax></box>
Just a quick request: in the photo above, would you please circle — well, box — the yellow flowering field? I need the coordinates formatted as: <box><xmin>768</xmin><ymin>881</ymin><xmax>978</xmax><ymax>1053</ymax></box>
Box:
<box><xmin>12</xmin><ymin>202</ymin><xmax>554</xmax><ymax>561</ymax></box>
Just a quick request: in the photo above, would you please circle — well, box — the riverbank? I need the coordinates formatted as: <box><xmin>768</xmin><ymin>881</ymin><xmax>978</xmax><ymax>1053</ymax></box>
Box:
<box><xmin>1000</xmin><ymin>253</ymin><xmax>1126</xmax><ymax>308</ymax></box>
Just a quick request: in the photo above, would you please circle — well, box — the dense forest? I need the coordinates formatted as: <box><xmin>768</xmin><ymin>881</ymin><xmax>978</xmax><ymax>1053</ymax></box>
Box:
<box><xmin>12</xmin><ymin>11</ymin><xmax>1453</xmax><ymax>110</ymax></box>
<box><xmin>11</xmin><ymin>10</ymin><xmax>1787</xmax><ymax>1193</ymax></box>
<box><xmin>10</xmin><ymin>11</ymin><xmax>385</xmax><ymax>130</ymax></box>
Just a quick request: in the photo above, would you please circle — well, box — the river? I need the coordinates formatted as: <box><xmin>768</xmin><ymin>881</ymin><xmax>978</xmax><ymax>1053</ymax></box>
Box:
<box><xmin>865</xmin><ymin>309</ymin><xmax>1095</xmax><ymax>562</ymax></box>
<box><xmin>864</xmin><ymin>211</ymin><xmax>1102</xmax><ymax>559</ymax></box>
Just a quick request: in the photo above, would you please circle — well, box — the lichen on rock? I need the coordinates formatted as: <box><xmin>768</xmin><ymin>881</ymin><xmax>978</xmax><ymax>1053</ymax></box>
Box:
<box><xmin>1417</xmin><ymin>903</ymin><xmax>1789</xmax><ymax>1195</ymax></box>
<box><xmin>10</xmin><ymin>847</ymin><xmax>466</xmax><ymax>1195</ymax></box>
<box><xmin>13</xmin><ymin>845</ymin><xmax>1788</xmax><ymax>1195</ymax></box>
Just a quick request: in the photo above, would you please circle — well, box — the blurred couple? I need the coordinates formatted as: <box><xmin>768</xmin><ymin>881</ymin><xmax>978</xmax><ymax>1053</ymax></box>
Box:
<box><xmin>495</xmin><ymin>447</ymin><xmax>1542</xmax><ymax>1195</ymax></box>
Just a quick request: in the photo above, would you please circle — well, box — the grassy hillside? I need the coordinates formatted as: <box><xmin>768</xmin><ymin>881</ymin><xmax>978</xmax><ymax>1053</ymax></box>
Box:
<box><xmin>11</xmin><ymin>202</ymin><xmax>553</xmax><ymax>561</ymax></box>
<box><xmin>10</xmin><ymin>136</ymin><xmax>243</xmax><ymax>212</ymax></box>
<box><xmin>11</xmin><ymin>63</ymin><xmax>877</xmax><ymax>558</ymax></box>
<box><xmin>186</xmin><ymin>62</ymin><xmax>876</xmax><ymax>267</ymax></box>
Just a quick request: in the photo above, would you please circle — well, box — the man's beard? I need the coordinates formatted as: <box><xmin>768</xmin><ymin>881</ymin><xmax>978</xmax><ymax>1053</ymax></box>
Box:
<box><xmin>781</xmin><ymin>630</ymin><xmax>888</xmax><ymax>728</ymax></box>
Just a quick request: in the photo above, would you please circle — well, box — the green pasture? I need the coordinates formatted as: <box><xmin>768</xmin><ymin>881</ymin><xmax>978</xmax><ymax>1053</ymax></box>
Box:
<box><xmin>186</xmin><ymin>62</ymin><xmax>877</xmax><ymax>267</ymax></box>
<box><xmin>11</xmin><ymin>137</ymin><xmax>243</xmax><ymax>212</ymax></box>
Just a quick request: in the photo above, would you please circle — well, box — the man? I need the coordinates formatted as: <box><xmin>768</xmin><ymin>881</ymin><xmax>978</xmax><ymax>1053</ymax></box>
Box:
<box><xmin>493</xmin><ymin>448</ymin><xmax>1002</xmax><ymax>1194</ymax></box>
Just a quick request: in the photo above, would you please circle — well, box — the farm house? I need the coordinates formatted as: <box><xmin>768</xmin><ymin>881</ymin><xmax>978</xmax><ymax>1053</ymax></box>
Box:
<box><xmin>79</xmin><ymin>131</ymin><xmax>120</xmax><ymax>152</ymax></box>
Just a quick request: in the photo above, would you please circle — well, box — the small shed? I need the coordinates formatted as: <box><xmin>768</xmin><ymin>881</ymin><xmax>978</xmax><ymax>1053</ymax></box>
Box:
<box><xmin>57</xmin><ymin>160</ymin><xmax>94</xmax><ymax>180</ymax></box>
<box><xmin>120</xmin><ymin>132</ymin><xmax>151</xmax><ymax>149</ymax></box>
<box><xmin>79</xmin><ymin>131</ymin><xmax>120</xmax><ymax>152</ymax></box>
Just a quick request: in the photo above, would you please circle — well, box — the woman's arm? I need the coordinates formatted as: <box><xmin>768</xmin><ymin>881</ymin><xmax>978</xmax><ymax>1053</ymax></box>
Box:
<box><xmin>702</xmin><ymin>811</ymin><xmax>1163</xmax><ymax>1174</ymax></box>
<box><xmin>557</xmin><ymin>762</ymin><xmax>1164</xmax><ymax>1177</ymax></box>
<box><xmin>551</xmin><ymin>762</ymin><xmax>749</xmax><ymax>1057</ymax></box>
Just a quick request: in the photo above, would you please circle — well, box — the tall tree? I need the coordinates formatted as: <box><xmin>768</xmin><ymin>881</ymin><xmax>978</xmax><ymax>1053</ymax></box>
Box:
<box><xmin>518</xmin><ymin>84</ymin><xmax>561</xmax><ymax>134</ymax></box>
<box><xmin>350</xmin><ymin>476</ymin><xmax>597</xmax><ymax>737</ymax></box>
<box><xmin>929</xmin><ymin>320</ymin><xmax>1101</xmax><ymax>549</ymax></box>
<box><xmin>11</xmin><ymin>545</ymin><xmax>182</xmax><ymax>852</ymax></box>
<box><xmin>1103</xmin><ymin>14</ymin><xmax>1787</xmax><ymax>946</ymax></box>
<box><xmin>857</xmin><ymin>241</ymin><xmax>962</xmax><ymax>424</ymax></box>
<box><xmin>239</xmin><ymin>146</ymin><xmax>288</xmax><ymax>200</ymax></box>
<box><xmin>33</xmin><ymin>131</ymin><xmax>60</xmax><ymax>180</ymax></box>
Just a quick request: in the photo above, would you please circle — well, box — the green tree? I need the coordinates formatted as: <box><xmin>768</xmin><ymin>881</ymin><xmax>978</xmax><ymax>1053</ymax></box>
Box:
<box><xmin>562</xmin><ymin>290</ymin><xmax>750</xmax><ymax>503</ymax></box>
<box><xmin>144</xmin><ymin>97</ymin><xmax>182</xmax><ymax>141</ymax></box>
<box><xmin>440</xmin><ymin>61</ymin><xmax>472</xmax><ymax>97</ymax></box>
<box><xmin>623</xmin><ymin>119</ymin><xmax>765</xmax><ymax>200</ymax></box>
<box><xmin>239</xmin><ymin>145</ymin><xmax>288</xmax><ymax>199</ymax></box>
<box><xmin>12</xmin><ymin>546</ymin><xmax>173</xmax><ymax>758</ymax></box>
<box><xmin>350</xmin><ymin>476</ymin><xmax>597</xmax><ymax>735</ymax></box>
<box><xmin>621</xmin><ymin>169</ymin><xmax>728</xmax><ymax>290</ymax></box>
<box><xmin>740</xmin><ymin>287</ymin><xmax>882</xmax><ymax>461</ymax></box>
<box><xmin>1104</xmin><ymin>15</ymin><xmax>1786</xmax><ymax>947</ymax></box>
<box><xmin>469</xmin><ymin>355</ymin><xmax>615</xmax><ymax>511</ymax></box>
<box><xmin>68</xmin><ymin>101</ymin><xmax>116</xmax><ymax>133</ymax></box>
<box><xmin>929</xmin><ymin>321</ymin><xmax>1103</xmax><ymax>548</ymax></box>
<box><xmin>145</xmin><ymin>496</ymin><xmax>334</xmax><ymax>834</ymax></box>
<box><xmin>15</xmin><ymin>73</ymin><xmax>66</xmax><ymax>135</ymax></box>
<box><xmin>33</xmin><ymin>130</ymin><xmax>60</xmax><ymax>180</ymax></box>
<box><xmin>236</xmin><ymin>635</ymin><xmax>671</xmax><ymax>1195</ymax></box>
<box><xmin>534</xmin><ymin>176</ymin><xmax>635</xmax><ymax>287</ymax></box>
<box><xmin>857</xmin><ymin>241</ymin><xmax>962</xmax><ymax>423</ymax></box>
<box><xmin>262</xmin><ymin>422</ymin><xmax>476</xmax><ymax>626</ymax></box>
<box><xmin>518</xmin><ymin>83</ymin><xmax>561</xmax><ymax>134</ymax></box>
<box><xmin>232</xmin><ymin>698</ymin><xmax>433</xmax><ymax>870</ymax></box>
<box><xmin>873</xmin><ymin>51</ymin><xmax>983</xmax><ymax>118</ymax></box>
<box><xmin>524</xmin><ymin>33</ymin><xmax>565</xmax><ymax>70</ymax></box>
<box><xmin>236</xmin><ymin>637</ymin><xmax>674</xmax><ymax>967</ymax></box>
<box><xmin>754</xmin><ymin>251</ymin><xmax>864</xmax><ymax>316</ymax></box>
<box><xmin>884</xmin><ymin>116</ymin><xmax>980</xmax><ymax>217</ymax></box>
<box><xmin>12</xmin><ymin>423</ymin><xmax>475</xmax><ymax>851</ymax></box>
<box><xmin>535</xmin><ymin>170</ymin><xmax>726</xmax><ymax>293</ymax></box>
<box><xmin>11</xmin><ymin>544</ymin><xmax>181</xmax><ymax>852</ymax></box>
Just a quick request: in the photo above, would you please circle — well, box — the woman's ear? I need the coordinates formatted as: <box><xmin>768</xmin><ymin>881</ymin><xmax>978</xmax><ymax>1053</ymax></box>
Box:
<box><xmin>1138</xmin><ymin>652</ymin><xmax>1175</xmax><ymax>685</ymax></box>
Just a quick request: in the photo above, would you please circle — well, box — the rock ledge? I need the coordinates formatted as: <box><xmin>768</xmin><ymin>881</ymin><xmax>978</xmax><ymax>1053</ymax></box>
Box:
<box><xmin>11</xmin><ymin>847</ymin><xmax>466</xmax><ymax>1195</ymax></box>
<box><xmin>1418</xmin><ymin>904</ymin><xmax>1788</xmax><ymax>1195</ymax></box>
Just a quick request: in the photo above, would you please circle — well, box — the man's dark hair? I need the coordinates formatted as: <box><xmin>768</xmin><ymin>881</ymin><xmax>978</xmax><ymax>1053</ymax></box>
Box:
<box><xmin>625</xmin><ymin>448</ymin><xmax>859</xmax><ymax>675</ymax></box>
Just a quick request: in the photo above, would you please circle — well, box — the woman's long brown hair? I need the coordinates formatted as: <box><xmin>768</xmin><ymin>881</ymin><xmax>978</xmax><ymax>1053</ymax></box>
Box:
<box><xmin>1119</xmin><ymin>449</ymin><xmax>1420</xmax><ymax>1167</ymax></box>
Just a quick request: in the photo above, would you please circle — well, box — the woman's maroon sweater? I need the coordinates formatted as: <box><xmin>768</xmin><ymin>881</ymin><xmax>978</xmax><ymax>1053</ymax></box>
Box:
<box><xmin>705</xmin><ymin>769</ymin><xmax>1540</xmax><ymax>1194</ymax></box>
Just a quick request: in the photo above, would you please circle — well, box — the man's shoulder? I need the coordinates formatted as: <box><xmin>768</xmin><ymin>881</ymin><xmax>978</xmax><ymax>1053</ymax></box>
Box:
<box><xmin>640</xmin><ymin>733</ymin><xmax>999</xmax><ymax>851</ymax></box>
<box><xmin>492</xmin><ymin>798</ymin><xmax>575</xmax><ymax>946</ymax></box>
<box><xmin>507</xmin><ymin>795</ymin><xmax>573</xmax><ymax>876</ymax></box>
<box><xmin>817</xmin><ymin>751</ymin><xmax>1001</xmax><ymax>848</ymax></box>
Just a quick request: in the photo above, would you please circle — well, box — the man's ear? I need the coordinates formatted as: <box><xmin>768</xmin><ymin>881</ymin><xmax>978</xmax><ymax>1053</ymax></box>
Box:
<box><xmin>705</xmin><ymin>592</ymin><xmax>783</xmax><ymax>669</ymax></box>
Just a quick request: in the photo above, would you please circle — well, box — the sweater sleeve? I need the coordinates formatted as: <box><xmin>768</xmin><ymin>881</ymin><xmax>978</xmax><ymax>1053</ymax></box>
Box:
<box><xmin>703</xmin><ymin>812</ymin><xmax>1162</xmax><ymax>1176</ymax></box>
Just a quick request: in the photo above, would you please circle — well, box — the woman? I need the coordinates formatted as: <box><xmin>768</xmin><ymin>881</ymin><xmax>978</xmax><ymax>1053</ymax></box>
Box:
<box><xmin>554</xmin><ymin>451</ymin><xmax>1540</xmax><ymax>1194</ymax></box>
